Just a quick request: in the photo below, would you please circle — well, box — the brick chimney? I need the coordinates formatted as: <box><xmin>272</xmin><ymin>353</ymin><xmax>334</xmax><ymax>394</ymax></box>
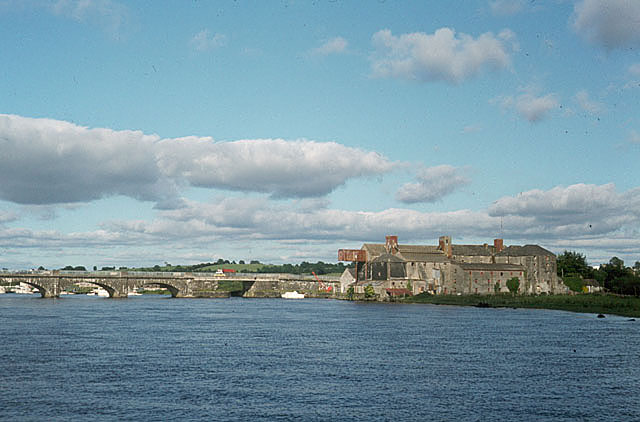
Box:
<box><xmin>439</xmin><ymin>235</ymin><xmax>452</xmax><ymax>258</ymax></box>
<box><xmin>494</xmin><ymin>238</ymin><xmax>504</xmax><ymax>253</ymax></box>
<box><xmin>385</xmin><ymin>235</ymin><xmax>398</xmax><ymax>255</ymax></box>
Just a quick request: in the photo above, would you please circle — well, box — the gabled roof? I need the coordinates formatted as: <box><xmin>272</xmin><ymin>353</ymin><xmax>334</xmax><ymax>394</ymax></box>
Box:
<box><xmin>496</xmin><ymin>245</ymin><xmax>555</xmax><ymax>257</ymax></box>
<box><xmin>363</xmin><ymin>243</ymin><xmax>444</xmax><ymax>263</ymax></box>
<box><xmin>372</xmin><ymin>253</ymin><xmax>406</xmax><ymax>263</ymax></box>
<box><xmin>452</xmin><ymin>245</ymin><xmax>494</xmax><ymax>256</ymax></box>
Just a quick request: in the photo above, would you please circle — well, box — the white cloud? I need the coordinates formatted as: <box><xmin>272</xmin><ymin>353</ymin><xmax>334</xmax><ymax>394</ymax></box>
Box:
<box><xmin>370</xmin><ymin>28</ymin><xmax>515</xmax><ymax>84</ymax></box>
<box><xmin>629</xmin><ymin>130</ymin><xmax>640</xmax><ymax>144</ymax></box>
<box><xmin>572</xmin><ymin>0</ymin><xmax>640</xmax><ymax>50</ymax></box>
<box><xmin>395</xmin><ymin>165</ymin><xmax>471</xmax><ymax>204</ymax></box>
<box><xmin>0</xmin><ymin>114</ymin><xmax>171</xmax><ymax>206</ymax></box>
<box><xmin>311</xmin><ymin>37</ymin><xmax>348</xmax><ymax>56</ymax></box>
<box><xmin>574</xmin><ymin>90</ymin><xmax>603</xmax><ymax>114</ymax></box>
<box><xmin>158</xmin><ymin>137</ymin><xmax>395</xmax><ymax>198</ymax></box>
<box><xmin>498</xmin><ymin>90</ymin><xmax>559</xmax><ymax>122</ymax></box>
<box><xmin>629</xmin><ymin>63</ymin><xmax>640</xmax><ymax>76</ymax></box>
<box><xmin>190</xmin><ymin>29</ymin><xmax>226</xmax><ymax>51</ymax></box>
<box><xmin>0</xmin><ymin>210</ymin><xmax>18</xmax><ymax>224</ymax></box>
<box><xmin>0</xmin><ymin>114</ymin><xmax>395</xmax><ymax>206</ymax></box>
<box><xmin>490</xmin><ymin>0</ymin><xmax>526</xmax><ymax>16</ymax></box>
<box><xmin>3</xmin><ymin>183</ymin><xmax>640</xmax><ymax>266</ymax></box>
<box><xmin>489</xmin><ymin>183</ymin><xmax>640</xmax><ymax>236</ymax></box>
<box><xmin>51</xmin><ymin>0</ymin><xmax>128</xmax><ymax>38</ymax></box>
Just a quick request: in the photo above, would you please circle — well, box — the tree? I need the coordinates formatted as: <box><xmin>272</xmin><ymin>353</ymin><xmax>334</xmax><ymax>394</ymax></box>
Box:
<box><xmin>347</xmin><ymin>286</ymin><xmax>355</xmax><ymax>300</ymax></box>
<box><xmin>364</xmin><ymin>284</ymin><xmax>375</xmax><ymax>299</ymax></box>
<box><xmin>406</xmin><ymin>279</ymin><xmax>413</xmax><ymax>293</ymax></box>
<box><xmin>506</xmin><ymin>277</ymin><xmax>520</xmax><ymax>294</ymax></box>
<box><xmin>609</xmin><ymin>257</ymin><xmax>624</xmax><ymax>268</ymax></box>
<box><xmin>494</xmin><ymin>281</ymin><xmax>501</xmax><ymax>293</ymax></box>
<box><xmin>557</xmin><ymin>251</ymin><xmax>592</xmax><ymax>278</ymax></box>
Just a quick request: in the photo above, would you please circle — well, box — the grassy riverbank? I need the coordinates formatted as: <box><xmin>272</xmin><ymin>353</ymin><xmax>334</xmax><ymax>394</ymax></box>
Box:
<box><xmin>403</xmin><ymin>293</ymin><xmax>640</xmax><ymax>318</ymax></box>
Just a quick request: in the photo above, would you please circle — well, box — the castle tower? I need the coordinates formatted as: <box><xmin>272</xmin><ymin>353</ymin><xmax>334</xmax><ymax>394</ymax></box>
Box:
<box><xmin>439</xmin><ymin>236</ymin><xmax>452</xmax><ymax>258</ymax></box>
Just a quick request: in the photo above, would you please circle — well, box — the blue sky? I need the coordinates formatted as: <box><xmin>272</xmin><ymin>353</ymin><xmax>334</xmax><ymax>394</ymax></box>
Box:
<box><xmin>1</xmin><ymin>0</ymin><xmax>639</xmax><ymax>269</ymax></box>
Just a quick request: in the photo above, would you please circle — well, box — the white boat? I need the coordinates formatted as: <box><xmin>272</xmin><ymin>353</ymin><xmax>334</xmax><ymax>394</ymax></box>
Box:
<box><xmin>88</xmin><ymin>288</ymin><xmax>109</xmax><ymax>297</ymax></box>
<box><xmin>281</xmin><ymin>291</ymin><xmax>305</xmax><ymax>299</ymax></box>
<box><xmin>127</xmin><ymin>291</ymin><xmax>142</xmax><ymax>296</ymax></box>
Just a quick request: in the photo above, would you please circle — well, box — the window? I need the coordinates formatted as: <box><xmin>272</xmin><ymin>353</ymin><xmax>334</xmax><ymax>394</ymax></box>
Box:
<box><xmin>500</xmin><ymin>272</ymin><xmax>503</xmax><ymax>276</ymax></box>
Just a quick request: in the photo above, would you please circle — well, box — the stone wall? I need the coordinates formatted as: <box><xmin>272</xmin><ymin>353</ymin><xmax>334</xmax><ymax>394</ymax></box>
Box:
<box><xmin>243</xmin><ymin>279</ymin><xmax>339</xmax><ymax>298</ymax></box>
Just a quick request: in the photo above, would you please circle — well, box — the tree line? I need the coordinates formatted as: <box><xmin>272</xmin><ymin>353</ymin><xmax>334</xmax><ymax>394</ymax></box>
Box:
<box><xmin>49</xmin><ymin>260</ymin><xmax>352</xmax><ymax>276</ymax></box>
<box><xmin>557</xmin><ymin>251</ymin><xmax>640</xmax><ymax>296</ymax></box>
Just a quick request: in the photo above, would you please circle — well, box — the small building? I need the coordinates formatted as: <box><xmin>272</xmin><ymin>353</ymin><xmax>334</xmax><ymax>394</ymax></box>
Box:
<box><xmin>583</xmin><ymin>279</ymin><xmax>602</xmax><ymax>293</ymax></box>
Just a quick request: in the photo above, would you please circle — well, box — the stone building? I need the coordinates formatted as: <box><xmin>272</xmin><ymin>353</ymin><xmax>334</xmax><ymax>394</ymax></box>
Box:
<box><xmin>338</xmin><ymin>235</ymin><xmax>566</xmax><ymax>299</ymax></box>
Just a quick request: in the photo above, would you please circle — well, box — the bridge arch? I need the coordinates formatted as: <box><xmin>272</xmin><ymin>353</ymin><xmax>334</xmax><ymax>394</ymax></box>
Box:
<box><xmin>58</xmin><ymin>279</ymin><xmax>119</xmax><ymax>297</ymax></box>
<box><xmin>136</xmin><ymin>281</ymin><xmax>180</xmax><ymax>297</ymax></box>
<box><xmin>15</xmin><ymin>280</ymin><xmax>48</xmax><ymax>297</ymax></box>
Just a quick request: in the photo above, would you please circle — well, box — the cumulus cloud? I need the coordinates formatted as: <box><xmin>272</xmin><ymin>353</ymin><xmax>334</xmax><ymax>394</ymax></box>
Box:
<box><xmin>572</xmin><ymin>0</ymin><xmax>640</xmax><ymax>50</ymax></box>
<box><xmin>310</xmin><ymin>37</ymin><xmax>348</xmax><ymax>56</ymax></box>
<box><xmin>395</xmin><ymin>165</ymin><xmax>470</xmax><ymax>204</ymax></box>
<box><xmin>574</xmin><ymin>90</ymin><xmax>603</xmax><ymax>115</ymax></box>
<box><xmin>0</xmin><ymin>114</ymin><xmax>171</xmax><ymax>206</ymax></box>
<box><xmin>190</xmin><ymin>29</ymin><xmax>226</xmax><ymax>51</ymax></box>
<box><xmin>0</xmin><ymin>114</ymin><xmax>395</xmax><ymax>206</ymax></box>
<box><xmin>106</xmin><ymin>197</ymin><xmax>501</xmax><ymax>244</ymax></box>
<box><xmin>3</xmin><ymin>183</ymin><xmax>640</xmax><ymax>266</ymax></box>
<box><xmin>157</xmin><ymin>137</ymin><xmax>394</xmax><ymax>198</ymax></box>
<box><xmin>498</xmin><ymin>90</ymin><xmax>559</xmax><ymax>122</ymax></box>
<box><xmin>489</xmin><ymin>183</ymin><xmax>640</xmax><ymax>237</ymax></box>
<box><xmin>370</xmin><ymin>28</ymin><xmax>516</xmax><ymax>84</ymax></box>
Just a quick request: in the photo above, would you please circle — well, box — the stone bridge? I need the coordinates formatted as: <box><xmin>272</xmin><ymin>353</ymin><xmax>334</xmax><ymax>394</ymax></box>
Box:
<box><xmin>0</xmin><ymin>270</ymin><xmax>340</xmax><ymax>299</ymax></box>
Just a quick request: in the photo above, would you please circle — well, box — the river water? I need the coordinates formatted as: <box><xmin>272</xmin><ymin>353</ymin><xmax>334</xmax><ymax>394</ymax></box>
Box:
<box><xmin>1</xmin><ymin>295</ymin><xmax>639</xmax><ymax>421</ymax></box>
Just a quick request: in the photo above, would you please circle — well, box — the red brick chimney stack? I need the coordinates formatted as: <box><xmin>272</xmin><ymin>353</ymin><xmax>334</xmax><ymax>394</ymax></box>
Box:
<box><xmin>494</xmin><ymin>238</ymin><xmax>504</xmax><ymax>253</ymax></box>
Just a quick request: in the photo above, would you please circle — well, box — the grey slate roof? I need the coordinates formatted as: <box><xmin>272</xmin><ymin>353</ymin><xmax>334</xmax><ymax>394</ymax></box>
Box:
<box><xmin>452</xmin><ymin>245</ymin><xmax>494</xmax><ymax>256</ymax></box>
<box><xmin>372</xmin><ymin>253</ymin><xmax>406</xmax><ymax>263</ymax></box>
<box><xmin>496</xmin><ymin>245</ymin><xmax>555</xmax><ymax>257</ymax></box>
<box><xmin>363</xmin><ymin>243</ymin><xmax>445</xmax><ymax>263</ymax></box>
<box><xmin>399</xmin><ymin>252</ymin><xmax>448</xmax><ymax>263</ymax></box>
<box><xmin>455</xmin><ymin>262</ymin><xmax>524</xmax><ymax>271</ymax></box>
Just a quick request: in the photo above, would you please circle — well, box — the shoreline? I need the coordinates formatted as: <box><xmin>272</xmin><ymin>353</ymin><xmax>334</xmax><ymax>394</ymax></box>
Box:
<box><xmin>401</xmin><ymin>293</ymin><xmax>640</xmax><ymax>318</ymax></box>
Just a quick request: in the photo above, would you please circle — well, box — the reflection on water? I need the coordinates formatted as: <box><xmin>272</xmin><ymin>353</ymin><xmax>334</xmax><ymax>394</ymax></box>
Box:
<box><xmin>1</xmin><ymin>295</ymin><xmax>639</xmax><ymax>421</ymax></box>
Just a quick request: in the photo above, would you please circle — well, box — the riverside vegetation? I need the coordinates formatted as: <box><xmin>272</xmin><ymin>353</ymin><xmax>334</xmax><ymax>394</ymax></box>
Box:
<box><xmin>404</xmin><ymin>293</ymin><xmax>640</xmax><ymax>318</ymax></box>
<box><xmin>404</xmin><ymin>251</ymin><xmax>640</xmax><ymax>317</ymax></box>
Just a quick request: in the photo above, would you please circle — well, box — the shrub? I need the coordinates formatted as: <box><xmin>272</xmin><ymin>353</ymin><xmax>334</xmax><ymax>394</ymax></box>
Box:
<box><xmin>364</xmin><ymin>284</ymin><xmax>375</xmax><ymax>299</ymax></box>
<box><xmin>506</xmin><ymin>277</ymin><xmax>520</xmax><ymax>294</ymax></box>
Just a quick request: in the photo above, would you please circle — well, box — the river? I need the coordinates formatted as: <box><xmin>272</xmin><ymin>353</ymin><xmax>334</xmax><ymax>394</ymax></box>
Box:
<box><xmin>1</xmin><ymin>294</ymin><xmax>639</xmax><ymax>421</ymax></box>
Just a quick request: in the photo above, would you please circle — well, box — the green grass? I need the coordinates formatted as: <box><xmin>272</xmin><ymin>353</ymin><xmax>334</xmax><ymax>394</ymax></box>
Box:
<box><xmin>404</xmin><ymin>293</ymin><xmax>640</xmax><ymax>318</ymax></box>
